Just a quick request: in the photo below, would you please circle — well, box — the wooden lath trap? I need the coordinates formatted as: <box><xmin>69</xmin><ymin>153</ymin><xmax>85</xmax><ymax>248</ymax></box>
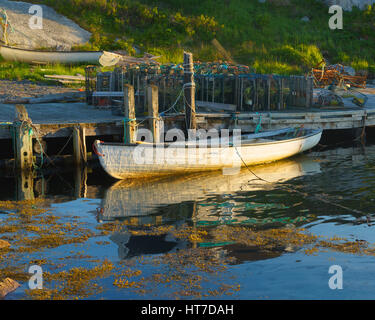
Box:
<box><xmin>85</xmin><ymin>62</ymin><xmax>314</xmax><ymax>113</ymax></box>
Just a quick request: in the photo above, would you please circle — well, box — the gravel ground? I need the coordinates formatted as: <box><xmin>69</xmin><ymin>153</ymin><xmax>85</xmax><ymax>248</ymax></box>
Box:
<box><xmin>0</xmin><ymin>80</ymin><xmax>79</xmax><ymax>103</ymax></box>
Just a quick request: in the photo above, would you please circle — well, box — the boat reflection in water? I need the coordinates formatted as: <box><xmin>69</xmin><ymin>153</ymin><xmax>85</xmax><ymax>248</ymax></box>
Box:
<box><xmin>101</xmin><ymin>155</ymin><xmax>321</xmax><ymax>260</ymax></box>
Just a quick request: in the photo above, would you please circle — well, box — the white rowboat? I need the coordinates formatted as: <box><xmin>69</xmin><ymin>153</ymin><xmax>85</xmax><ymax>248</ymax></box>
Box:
<box><xmin>0</xmin><ymin>45</ymin><xmax>121</xmax><ymax>66</ymax></box>
<box><xmin>94</xmin><ymin>127</ymin><xmax>323</xmax><ymax>179</ymax></box>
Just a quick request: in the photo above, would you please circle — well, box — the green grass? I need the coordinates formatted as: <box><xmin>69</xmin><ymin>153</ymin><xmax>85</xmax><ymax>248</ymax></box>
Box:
<box><xmin>0</xmin><ymin>60</ymin><xmax>87</xmax><ymax>84</ymax></box>
<box><xmin>3</xmin><ymin>0</ymin><xmax>375</xmax><ymax>80</ymax></box>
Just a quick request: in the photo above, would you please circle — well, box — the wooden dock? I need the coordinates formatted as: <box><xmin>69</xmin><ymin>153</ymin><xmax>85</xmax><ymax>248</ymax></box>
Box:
<box><xmin>1</xmin><ymin>50</ymin><xmax>375</xmax><ymax>169</ymax></box>
<box><xmin>0</xmin><ymin>98</ymin><xmax>373</xmax><ymax>169</ymax></box>
<box><xmin>0</xmin><ymin>96</ymin><xmax>373</xmax><ymax>142</ymax></box>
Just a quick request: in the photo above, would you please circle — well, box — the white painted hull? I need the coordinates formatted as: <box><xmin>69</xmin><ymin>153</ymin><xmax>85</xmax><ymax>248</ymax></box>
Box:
<box><xmin>95</xmin><ymin>128</ymin><xmax>323</xmax><ymax>179</ymax></box>
<box><xmin>0</xmin><ymin>45</ymin><xmax>103</xmax><ymax>64</ymax></box>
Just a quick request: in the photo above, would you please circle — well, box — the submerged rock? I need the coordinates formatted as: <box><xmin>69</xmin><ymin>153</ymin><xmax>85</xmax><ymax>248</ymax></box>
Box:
<box><xmin>0</xmin><ymin>278</ymin><xmax>20</xmax><ymax>299</ymax></box>
<box><xmin>0</xmin><ymin>239</ymin><xmax>10</xmax><ymax>249</ymax></box>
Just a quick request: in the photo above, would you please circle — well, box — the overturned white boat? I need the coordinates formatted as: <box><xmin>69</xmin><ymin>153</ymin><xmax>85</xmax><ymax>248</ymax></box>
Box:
<box><xmin>94</xmin><ymin>127</ymin><xmax>323</xmax><ymax>179</ymax></box>
<box><xmin>0</xmin><ymin>44</ymin><xmax>121</xmax><ymax>66</ymax></box>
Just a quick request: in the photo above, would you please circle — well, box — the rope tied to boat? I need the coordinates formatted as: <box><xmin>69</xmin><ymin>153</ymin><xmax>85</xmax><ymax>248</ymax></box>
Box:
<box><xmin>92</xmin><ymin>141</ymin><xmax>105</xmax><ymax>157</ymax></box>
<box><xmin>232</xmin><ymin>129</ymin><xmax>370</xmax><ymax>218</ymax></box>
<box><xmin>255</xmin><ymin>112</ymin><xmax>262</xmax><ymax>134</ymax></box>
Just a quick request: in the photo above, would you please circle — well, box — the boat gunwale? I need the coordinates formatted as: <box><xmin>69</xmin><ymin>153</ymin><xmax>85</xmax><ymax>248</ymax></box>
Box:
<box><xmin>97</xmin><ymin>129</ymin><xmax>323</xmax><ymax>149</ymax></box>
<box><xmin>0</xmin><ymin>44</ymin><xmax>103</xmax><ymax>54</ymax></box>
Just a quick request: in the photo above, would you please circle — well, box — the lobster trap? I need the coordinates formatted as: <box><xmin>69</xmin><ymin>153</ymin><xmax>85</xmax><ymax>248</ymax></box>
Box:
<box><xmin>309</xmin><ymin>61</ymin><xmax>367</xmax><ymax>89</ymax></box>
<box><xmin>86</xmin><ymin>64</ymin><xmax>314</xmax><ymax>113</ymax></box>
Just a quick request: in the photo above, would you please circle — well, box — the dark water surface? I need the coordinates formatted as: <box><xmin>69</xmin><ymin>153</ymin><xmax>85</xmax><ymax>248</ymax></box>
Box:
<box><xmin>2</xmin><ymin>142</ymin><xmax>375</xmax><ymax>299</ymax></box>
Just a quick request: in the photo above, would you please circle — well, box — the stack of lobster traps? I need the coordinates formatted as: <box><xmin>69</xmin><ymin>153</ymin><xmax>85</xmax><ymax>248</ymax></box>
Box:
<box><xmin>85</xmin><ymin>62</ymin><xmax>315</xmax><ymax>112</ymax></box>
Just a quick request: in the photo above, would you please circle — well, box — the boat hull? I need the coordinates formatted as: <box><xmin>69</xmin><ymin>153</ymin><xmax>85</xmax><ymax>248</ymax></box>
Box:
<box><xmin>0</xmin><ymin>45</ymin><xmax>103</xmax><ymax>64</ymax></box>
<box><xmin>95</xmin><ymin>129</ymin><xmax>323</xmax><ymax>179</ymax></box>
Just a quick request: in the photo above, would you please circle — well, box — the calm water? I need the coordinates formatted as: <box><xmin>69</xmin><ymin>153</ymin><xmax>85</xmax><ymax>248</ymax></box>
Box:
<box><xmin>2</xmin><ymin>142</ymin><xmax>375</xmax><ymax>299</ymax></box>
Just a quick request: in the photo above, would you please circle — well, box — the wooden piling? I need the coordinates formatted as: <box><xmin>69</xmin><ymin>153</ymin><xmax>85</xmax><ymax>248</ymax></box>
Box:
<box><xmin>267</xmin><ymin>77</ymin><xmax>271</xmax><ymax>110</ymax></box>
<box><xmin>306</xmin><ymin>76</ymin><xmax>313</xmax><ymax>108</ymax></box>
<box><xmin>123</xmin><ymin>84</ymin><xmax>136</xmax><ymax>143</ymax></box>
<box><xmin>278</xmin><ymin>78</ymin><xmax>284</xmax><ymax>110</ymax></box>
<box><xmin>16</xmin><ymin>170</ymin><xmax>34</xmax><ymax>201</ymax></box>
<box><xmin>183</xmin><ymin>52</ymin><xmax>196</xmax><ymax>130</ymax></box>
<box><xmin>13</xmin><ymin>105</ymin><xmax>33</xmax><ymax>170</ymax></box>
<box><xmin>147</xmin><ymin>85</ymin><xmax>160</xmax><ymax>143</ymax></box>
<box><xmin>74</xmin><ymin>166</ymin><xmax>88</xmax><ymax>199</ymax></box>
<box><xmin>72</xmin><ymin>126</ymin><xmax>87</xmax><ymax>166</ymax></box>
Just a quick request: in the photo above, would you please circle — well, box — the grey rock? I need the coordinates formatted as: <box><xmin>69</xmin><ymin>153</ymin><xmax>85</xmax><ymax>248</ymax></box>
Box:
<box><xmin>301</xmin><ymin>16</ymin><xmax>310</xmax><ymax>22</ymax></box>
<box><xmin>0</xmin><ymin>0</ymin><xmax>91</xmax><ymax>49</ymax></box>
<box><xmin>344</xmin><ymin>65</ymin><xmax>356</xmax><ymax>76</ymax></box>
<box><xmin>322</xmin><ymin>0</ymin><xmax>375</xmax><ymax>11</ymax></box>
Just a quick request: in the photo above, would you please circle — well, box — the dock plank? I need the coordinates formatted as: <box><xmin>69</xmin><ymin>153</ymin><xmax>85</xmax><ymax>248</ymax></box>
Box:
<box><xmin>0</xmin><ymin>102</ymin><xmax>124</xmax><ymax>124</ymax></box>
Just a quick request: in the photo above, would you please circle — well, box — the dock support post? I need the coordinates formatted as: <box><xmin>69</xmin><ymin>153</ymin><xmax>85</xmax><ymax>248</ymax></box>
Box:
<box><xmin>16</xmin><ymin>171</ymin><xmax>34</xmax><ymax>201</ymax></box>
<box><xmin>306</xmin><ymin>76</ymin><xmax>313</xmax><ymax>108</ymax></box>
<box><xmin>147</xmin><ymin>85</ymin><xmax>160</xmax><ymax>143</ymax></box>
<box><xmin>73</xmin><ymin>126</ymin><xmax>87</xmax><ymax>166</ymax></box>
<box><xmin>123</xmin><ymin>84</ymin><xmax>136</xmax><ymax>143</ymax></box>
<box><xmin>74</xmin><ymin>166</ymin><xmax>87</xmax><ymax>199</ymax></box>
<box><xmin>267</xmin><ymin>77</ymin><xmax>271</xmax><ymax>110</ymax></box>
<box><xmin>13</xmin><ymin>105</ymin><xmax>33</xmax><ymax>171</ymax></box>
<box><xmin>278</xmin><ymin>78</ymin><xmax>284</xmax><ymax>110</ymax></box>
<box><xmin>183</xmin><ymin>51</ymin><xmax>196</xmax><ymax>131</ymax></box>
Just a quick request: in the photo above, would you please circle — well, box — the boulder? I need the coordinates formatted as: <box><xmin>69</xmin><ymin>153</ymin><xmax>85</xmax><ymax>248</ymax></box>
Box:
<box><xmin>0</xmin><ymin>0</ymin><xmax>91</xmax><ymax>49</ymax></box>
<box><xmin>322</xmin><ymin>0</ymin><xmax>375</xmax><ymax>11</ymax></box>
<box><xmin>0</xmin><ymin>278</ymin><xmax>20</xmax><ymax>298</ymax></box>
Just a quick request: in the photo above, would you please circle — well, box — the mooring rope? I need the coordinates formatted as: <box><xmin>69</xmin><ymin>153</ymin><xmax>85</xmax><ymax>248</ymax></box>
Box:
<box><xmin>232</xmin><ymin>130</ymin><xmax>369</xmax><ymax>217</ymax></box>
<box><xmin>255</xmin><ymin>113</ymin><xmax>262</xmax><ymax>134</ymax></box>
<box><xmin>15</xmin><ymin>119</ymin><xmax>44</xmax><ymax>169</ymax></box>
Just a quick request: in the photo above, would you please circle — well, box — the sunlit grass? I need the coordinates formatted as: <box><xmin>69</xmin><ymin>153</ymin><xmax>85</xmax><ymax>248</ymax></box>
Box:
<box><xmin>3</xmin><ymin>0</ymin><xmax>375</xmax><ymax>79</ymax></box>
<box><xmin>0</xmin><ymin>61</ymin><xmax>87</xmax><ymax>83</ymax></box>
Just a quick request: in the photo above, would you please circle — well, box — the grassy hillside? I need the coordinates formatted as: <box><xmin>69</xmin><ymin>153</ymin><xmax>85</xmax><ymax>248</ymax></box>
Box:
<box><xmin>4</xmin><ymin>0</ymin><xmax>375</xmax><ymax>79</ymax></box>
